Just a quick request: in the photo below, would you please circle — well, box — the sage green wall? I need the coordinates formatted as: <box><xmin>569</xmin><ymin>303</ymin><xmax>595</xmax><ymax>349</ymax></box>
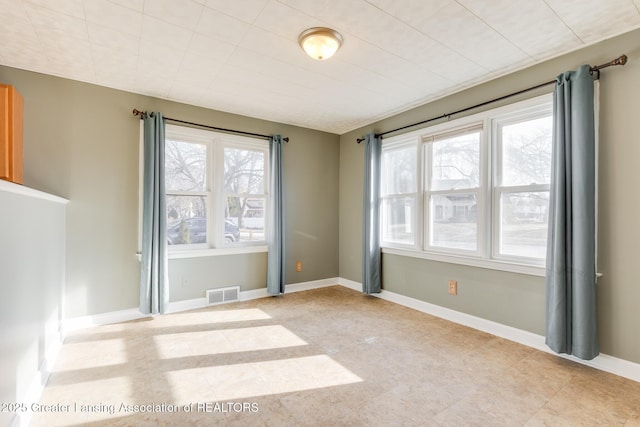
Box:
<box><xmin>0</xmin><ymin>66</ymin><xmax>339</xmax><ymax>318</ymax></box>
<box><xmin>339</xmin><ymin>29</ymin><xmax>640</xmax><ymax>364</ymax></box>
<box><xmin>169</xmin><ymin>121</ymin><xmax>341</xmax><ymax>301</ymax></box>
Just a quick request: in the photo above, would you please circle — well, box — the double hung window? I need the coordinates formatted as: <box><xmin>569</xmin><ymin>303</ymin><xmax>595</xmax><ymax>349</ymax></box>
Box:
<box><xmin>164</xmin><ymin>124</ymin><xmax>268</xmax><ymax>251</ymax></box>
<box><xmin>425</xmin><ymin>125</ymin><xmax>482</xmax><ymax>253</ymax></box>
<box><xmin>380</xmin><ymin>95</ymin><xmax>553</xmax><ymax>271</ymax></box>
<box><xmin>380</xmin><ymin>142</ymin><xmax>418</xmax><ymax>246</ymax></box>
<box><xmin>493</xmin><ymin>108</ymin><xmax>552</xmax><ymax>261</ymax></box>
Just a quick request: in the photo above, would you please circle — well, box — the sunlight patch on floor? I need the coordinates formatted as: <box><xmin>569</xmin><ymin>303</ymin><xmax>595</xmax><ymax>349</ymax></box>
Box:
<box><xmin>56</xmin><ymin>339</ymin><xmax>128</xmax><ymax>371</ymax></box>
<box><xmin>165</xmin><ymin>355</ymin><xmax>363</xmax><ymax>404</ymax></box>
<box><xmin>150</xmin><ymin>308</ymin><xmax>272</xmax><ymax>328</ymax></box>
<box><xmin>36</xmin><ymin>376</ymin><xmax>134</xmax><ymax>424</ymax></box>
<box><xmin>153</xmin><ymin>325</ymin><xmax>308</xmax><ymax>359</ymax></box>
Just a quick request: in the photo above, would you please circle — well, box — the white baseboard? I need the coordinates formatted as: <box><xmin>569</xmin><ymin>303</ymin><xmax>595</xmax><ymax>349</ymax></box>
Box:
<box><xmin>12</xmin><ymin>325</ymin><xmax>64</xmax><ymax>427</ymax></box>
<box><xmin>62</xmin><ymin>277</ymin><xmax>638</xmax><ymax>382</ymax></box>
<box><xmin>165</xmin><ymin>298</ymin><xmax>207</xmax><ymax>313</ymax></box>
<box><xmin>337</xmin><ymin>278</ymin><xmax>640</xmax><ymax>383</ymax></box>
<box><xmin>62</xmin><ymin>308</ymin><xmax>150</xmax><ymax>334</ymax></box>
<box><xmin>286</xmin><ymin>277</ymin><xmax>340</xmax><ymax>293</ymax></box>
<box><xmin>168</xmin><ymin>277</ymin><xmax>341</xmax><ymax>310</ymax></box>
<box><xmin>69</xmin><ymin>278</ymin><xmax>341</xmax><ymax>326</ymax></box>
<box><xmin>338</xmin><ymin>277</ymin><xmax>362</xmax><ymax>292</ymax></box>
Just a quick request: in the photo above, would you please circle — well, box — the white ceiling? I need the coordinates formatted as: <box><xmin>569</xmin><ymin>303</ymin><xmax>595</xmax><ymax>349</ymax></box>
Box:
<box><xmin>1</xmin><ymin>0</ymin><xmax>639</xmax><ymax>134</ymax></box>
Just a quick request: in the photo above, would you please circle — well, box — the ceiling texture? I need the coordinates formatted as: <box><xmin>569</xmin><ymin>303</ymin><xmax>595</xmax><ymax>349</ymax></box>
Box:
<box><xmin>0</xmin><ymin>0</ymin><xmax>639</xmax><ymax>134</ymax></box>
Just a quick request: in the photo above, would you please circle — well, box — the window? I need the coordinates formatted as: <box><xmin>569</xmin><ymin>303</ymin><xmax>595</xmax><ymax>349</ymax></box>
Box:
<box><xmin>494</xmin><ymin>110</ymin><xmax>552</xmax><ymax>262</ymax></box>
<box><xmin>426</xmin><ymin>125</ymin><xmax>482</xmax><ymax>253</ymax></box>
<box><xmin>165</xmin><ymin>139</ymin><xmax>208</xmax><ymax>246</ymax></box>
<box><xmin>223</xmin><ymin>147</ymin><xmax>266</xmax><ymax>243</ymax></box>
<box><xmin>380</xmin><ymin>142</ymin><xmax>417</xmax><ymax>246</ymax></box>
<box><xmin>380</xmin><ymin>95</ymin><xmax>552</xmax><ymax>271</ymax></box>
<box><xmin>164</xmin><ymin>124</ymin><xmax>268</xmax><ymax>251</ymax></box>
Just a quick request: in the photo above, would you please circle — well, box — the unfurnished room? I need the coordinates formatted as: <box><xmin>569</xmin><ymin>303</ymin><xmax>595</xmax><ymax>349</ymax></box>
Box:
<box><xmin>1</xmin><ymin>0</ymin><xmax>639</xmax><ymax>426</ymax></box>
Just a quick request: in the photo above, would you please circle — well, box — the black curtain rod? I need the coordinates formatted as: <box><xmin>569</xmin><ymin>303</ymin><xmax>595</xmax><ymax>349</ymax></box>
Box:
<box><xmin>357</xmin><ymin>54</ymin><xmax>628</xmax><ymax>143</ymax></box>
<box><xmin>132</xmin><ymin>109</ymin><xmax>289</xmax><ymax>142</ymax></box>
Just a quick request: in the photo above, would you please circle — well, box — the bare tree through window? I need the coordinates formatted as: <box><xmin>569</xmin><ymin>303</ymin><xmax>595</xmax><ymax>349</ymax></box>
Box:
<box><xmin>224</xmin><ymin>148</ymin><xmax>266</xmax><ymax>241</ymax></box>
<box><xmin>165</xmin><ymin>139</ymin><xmax>207</xmax><ymax>245</ymax></box>
<box><xmin>429</xmin><ymin>130</ymin><xmax>481</xmax><ymax>250</ymax></box>
<box><xmin>498</xmin><ymin>115</ymin><xmax>552</xmax><ymax>259</ymax></box>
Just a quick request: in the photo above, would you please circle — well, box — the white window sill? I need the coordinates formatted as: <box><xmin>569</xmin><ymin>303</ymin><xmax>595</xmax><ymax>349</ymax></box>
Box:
<box><xmin>169</xmin><ymin>245</ymin><xmax>268</xmax><ymax>259</ymax></box>
<box><xmin>137</xmin><ymin>245</ymin><xmax>268</xmax><ymax>260</ymax></box>
<box><xmin>381</xmin><ymin>247</ymin><xmax>546</xmax><ymax>277</ymax></box>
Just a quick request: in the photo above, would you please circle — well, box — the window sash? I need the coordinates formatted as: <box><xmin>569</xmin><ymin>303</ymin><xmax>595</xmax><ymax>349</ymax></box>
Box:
<box><xmin>492</xmin><ymin>186</ymin><xmax>549</xmax><ymax>264</ymax></box>
<box><xmin>165</xmin><ymin>135</ymin><xmax>212</xmax><ymax>249</ymax></box>
<box><xmin>380</xmin><ymin>139</ymin><xmax>420</xmax><ymax>247</ymax></box>
<box><xmin>494</xmin><ymin>111</ymin><xmax>553</xmax><ymax>188</ymax></box>
<box><xmin>425</xmin><ymin>190</ymin><xmax>481</xmax><ymax>255</ymax></box>
<box><xmin>381</xmin><ymin>142</ymin><xmax>418</xmax><ymax>197</ymax></box>
<box><xmin>219</xmin><ymin>143</ymin><xmax>269</xmax><ymax>247</ymax></box>
<box><xmin>423</xmin><ymin>124</ymin><xmax>484</xmax><ymax>256</ymax></box>
<box><xmin>426</xmin><ymin>126</ymin><xmax>483</xmax><ymax>192</ymax></box>
<box><xmin>492</xmin><ymin>105</ymin><xmax>552</xmax><ymax>264</ymax></box>
<box><xmin>381</xmin><ymin>193</ymin><xmax>418</xmax><ymax>247</ymax></box>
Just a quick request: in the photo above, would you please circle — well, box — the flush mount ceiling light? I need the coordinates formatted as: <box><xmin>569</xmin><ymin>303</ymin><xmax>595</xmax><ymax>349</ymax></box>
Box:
<box><xmin>298</xmin><ymin>27</ymin><xmax>343</xmax><ymax>60</ymax></box>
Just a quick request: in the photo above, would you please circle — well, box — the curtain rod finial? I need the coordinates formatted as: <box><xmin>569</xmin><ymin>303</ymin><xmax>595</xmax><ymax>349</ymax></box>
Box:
<box><xmin>617</xmin><ymin>54</ymin><xmax>628</xmax><ymax>66</ymax></box>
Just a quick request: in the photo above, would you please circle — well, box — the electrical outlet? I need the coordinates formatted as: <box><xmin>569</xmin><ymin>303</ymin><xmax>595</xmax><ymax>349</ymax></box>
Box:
<box><xmin>448</xmin><ymin>280</ymin><xmax>458</xmax><ymax>295</ymax></box>
<box><xmin>295</xmin><ymin>261</ymin><xmax>303</xmax><ymax>272</ymax></box>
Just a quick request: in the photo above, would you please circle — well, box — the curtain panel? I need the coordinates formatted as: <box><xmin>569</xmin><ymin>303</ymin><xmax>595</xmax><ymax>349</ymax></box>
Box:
<box><xmin>139</xmin><ymin>112</ymin><xmax>169</xmax><ymax>315</ymax></box>
<box><xmin>362</xmin><ymin>132</ymin><xmax>382</xmax><ymax>294</ymax></box>
<box><xmin>546</xmin><ymin>65</ymin><xmax>598</xmax><ymax>360</ymax></box>
<box><xmin>267</xmin><ymin>135</ymin><xmax>286</xmax><ymax>296</ymax></box>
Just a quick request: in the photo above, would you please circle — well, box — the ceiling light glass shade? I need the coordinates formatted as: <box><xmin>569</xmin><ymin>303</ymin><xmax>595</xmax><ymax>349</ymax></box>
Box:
<box><xmin>298</xmin><ymin>28</ymin><xmax>343</xmax><ymax>60</ymax></box>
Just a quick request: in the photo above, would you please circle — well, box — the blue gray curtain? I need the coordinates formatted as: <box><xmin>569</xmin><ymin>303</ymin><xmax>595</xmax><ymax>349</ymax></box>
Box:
<box><xmin>267</xmin><ymin>135</ymin><xmax>285</xmax><ymax>295</ymax></box>
<box><xmin>139</xmin><ymin>112</ymin><xmax>169</xmax><ymax>315</ymax></box>
<box><xmin>362</xmin><ymin>132</ymin><xmax>382</xmax><ymax>294</ymax></box>
<box><xmin>546</xmin><ymin>65</ymin><xmax>598</xmax><ymax>360</ymax></box>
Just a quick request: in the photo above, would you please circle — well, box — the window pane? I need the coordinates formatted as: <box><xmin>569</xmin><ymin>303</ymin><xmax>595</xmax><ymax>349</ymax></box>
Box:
<box><xmin>166</xmin><ymin>195</ymin><xmax>207</xmax><ymax>245</ymax></box>
<box><xmin>381</xmin><ymin>145</ymin><xmax>416</xmax><ymax>195</ymax></box>
<box><xmin>500</xmin><ymin>191</ymin><xmax>549</xmax><ymax>259</ymax></box>
<box><xmin>165</xmin><ymin>139</ymin><xmax>206</xmax><ymax>192</ymax></box>
<box><xmin>430</xmin><ymin>194</ymin><xmax>477</xmax><ymax>250</ymax></box>
<box><xmin>225</xmin><ymin>197</ymin><xmax>265</xmax><ymax>242</ymax></box>
<box><xmin>382</xmin><ymin>197</ymin><xmax>415</xmax><ymax>245</ymax></box>
<box><xmin>431</xmin><ymin>131</ymin><xmax>480</xmax><ymax>190</ymax></box>
<box><xmin>501</xmin><ymin>116</ymin><xmax>552</xmax><ymax>186</ymax></box>
<box><xmin>224</xmin><ymin>148</ymin><xmax>265</xmax><ymax>194</ymax></box>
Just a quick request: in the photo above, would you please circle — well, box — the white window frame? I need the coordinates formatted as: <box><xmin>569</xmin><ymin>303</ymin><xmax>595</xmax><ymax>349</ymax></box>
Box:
<box><xmin>423</xmin><ymin>123</ymin><xmax>486</xmax><ymax>258</ymax></box>
<box><xmin>165</xmin><ymin>125</ymin><xmax>213</xmax><ymax>252</ymax></box>
<box><xmin>380</xmin><ymin>94</ymin><xmax>553</xmax><ymax>276</ymax></box>
<box><xmin>491</xmin><ymin>103</ymin><xmax>553</xmax><ymax>267</ymax></box>
<box><xmin>380</xmin><ymin>135</ymin><xmax>421</xmax><ymax>249</ymax></box>
<box><xmin>215</xmin><ymin>136</ymin><xmax>270</xmax><ymax>249</ymax></box>
<box><xmin>138</xmin><ymin>123</ymin><xmax>269</xmax><ymax>259</ymax></box>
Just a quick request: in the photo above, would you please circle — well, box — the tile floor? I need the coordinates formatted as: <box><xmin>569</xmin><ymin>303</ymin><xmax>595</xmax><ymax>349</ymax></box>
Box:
<box><xmin>31</xmin><ymin>286</ymin><xmax>640</xmax><ymax>426</ymax></box>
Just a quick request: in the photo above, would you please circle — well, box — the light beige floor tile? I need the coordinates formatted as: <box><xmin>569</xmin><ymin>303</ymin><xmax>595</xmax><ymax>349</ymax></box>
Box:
<box><xmin>31</xmin><ymin>286</ymin><xmax>639</xmax><ymax>427</ymax></box>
